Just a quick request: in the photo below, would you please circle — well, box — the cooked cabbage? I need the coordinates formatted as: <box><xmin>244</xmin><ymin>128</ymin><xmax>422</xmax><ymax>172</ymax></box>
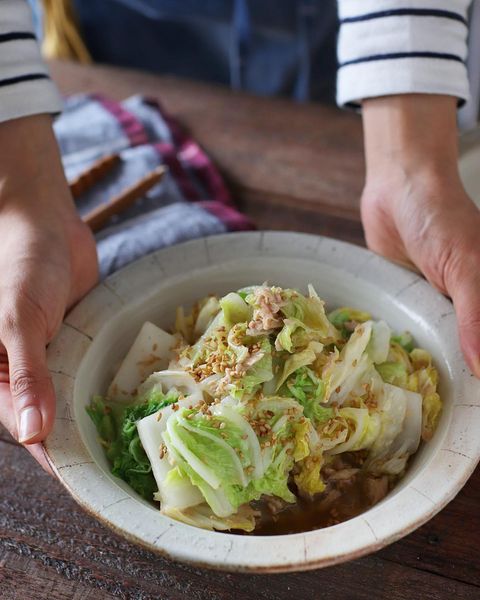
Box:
<box><xmin>88</xmin><ymin>284</ymin><xmax>442</xmax><ymax>533</ymax></box>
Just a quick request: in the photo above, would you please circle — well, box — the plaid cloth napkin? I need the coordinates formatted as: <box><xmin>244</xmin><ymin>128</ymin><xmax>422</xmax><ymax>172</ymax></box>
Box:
<box><xmin>53</xmin><ymin>94</ymin><xmax>254</xmax><ymax>278</ymax></box>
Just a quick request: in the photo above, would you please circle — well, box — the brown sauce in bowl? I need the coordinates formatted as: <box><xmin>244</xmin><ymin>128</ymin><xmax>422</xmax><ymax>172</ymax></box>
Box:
<box><xmin>252</xmin><ymin>472</ymin><xmax>393</xmax><ymax>535</ymax></box>
<box><xmin>237</xmin><ymin>452</ymin><xmax>396</xmax><ymax>536</ymax></box>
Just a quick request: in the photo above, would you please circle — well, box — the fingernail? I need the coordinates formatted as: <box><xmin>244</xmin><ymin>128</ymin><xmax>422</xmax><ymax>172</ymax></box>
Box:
<box><xmin>472</xmin><ymin>356</ymin><xmax>480</xmax><ymax>379</ymax></box>
<box><xmin>18</xmin><ymin>406</ymin><xmax>43</xmax><ymax>443</ymax></box>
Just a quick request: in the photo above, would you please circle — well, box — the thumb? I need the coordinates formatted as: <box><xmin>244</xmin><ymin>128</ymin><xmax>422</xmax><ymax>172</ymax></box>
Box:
<box><xmin>445</xmin><ymin>254</ymin><xmax>480</xmax><ymax>378</ymax></box>
<box><xmin>2</xmin><ymin>322</ymin><xmax>56</xmax><ymax>445</ymax></box>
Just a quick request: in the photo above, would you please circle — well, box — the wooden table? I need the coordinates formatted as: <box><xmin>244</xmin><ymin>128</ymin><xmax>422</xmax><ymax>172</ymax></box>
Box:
<box><xmin>1</xmin><ymin>60</ymin><xmax>479</xmax><ymax>599</ymax></box>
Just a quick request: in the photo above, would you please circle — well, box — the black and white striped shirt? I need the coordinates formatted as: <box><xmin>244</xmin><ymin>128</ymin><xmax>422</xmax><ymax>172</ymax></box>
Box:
<box><xmin>0</xmin><ymin>0</ymin><xmax>61</xmax><ymax>122</ymax></box>
<box><xmin>0</xmin><ymin>0</ymin><xmax>472</xmax><ymax>122</ymax></box>
<box><xmin>337</xmin><ymin>0</ymin><xmax>471</xmax><ymax>107</ymax></box>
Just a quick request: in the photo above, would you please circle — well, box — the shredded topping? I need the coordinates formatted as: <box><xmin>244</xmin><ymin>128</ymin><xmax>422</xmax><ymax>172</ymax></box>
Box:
<box><xmin>247</xmin><ymin>286</ymin><xmax>285</xmax><ymax>334</ymax></box>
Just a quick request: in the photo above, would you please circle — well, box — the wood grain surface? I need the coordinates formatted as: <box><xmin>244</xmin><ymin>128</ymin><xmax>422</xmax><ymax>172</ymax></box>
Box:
<box><xmin>0</xmin><ymin>60</ymin><xmax>478</xmax><ymax>599</ymax></box>
<box><xmin>48</xmin><ymin>60</ymin><xmax>366</xmax><ymax>246</ymax></box>
<box><xmin>1</xmin><ymin>434</ymin><xmax>479</xmax><ymax>600</ymax></box>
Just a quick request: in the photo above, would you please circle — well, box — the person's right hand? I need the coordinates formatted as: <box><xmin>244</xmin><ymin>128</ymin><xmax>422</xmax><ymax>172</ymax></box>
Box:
<box><xmin>0</xmin><ymin>114</ymin><xmax>98</xmax><ymax>473</ymax></box>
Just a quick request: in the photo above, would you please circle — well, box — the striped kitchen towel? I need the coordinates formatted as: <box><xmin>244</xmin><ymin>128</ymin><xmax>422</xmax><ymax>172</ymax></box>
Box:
<box><xmin>54</xmin><ymin>94</ymin><xmax>254</xmax><ymax>278</ymax></box>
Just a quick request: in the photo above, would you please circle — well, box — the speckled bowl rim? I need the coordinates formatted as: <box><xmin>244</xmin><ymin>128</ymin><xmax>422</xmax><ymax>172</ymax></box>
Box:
<box><xmin>44</xmin><ymin>232</ymin><xmax>480</xmax><ymax>573</ymax></box>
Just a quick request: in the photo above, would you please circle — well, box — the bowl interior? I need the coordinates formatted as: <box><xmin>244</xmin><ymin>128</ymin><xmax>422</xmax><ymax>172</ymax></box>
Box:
<box><xmin>46</xmin><ymin>233</ymin><xmax>479</xmax><ymax>572</ymax></box>
<box><xmin>74</xmin><ymin>255</ymin><xmax>453</xmax><ymax>518</ymax></box>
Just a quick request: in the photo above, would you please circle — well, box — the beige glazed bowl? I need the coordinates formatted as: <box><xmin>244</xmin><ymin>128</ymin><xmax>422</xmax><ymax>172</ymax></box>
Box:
<box><xmin>45</xmin><ymin>232</ymin><xmax>480</xmax><ymax>572</ymax></box>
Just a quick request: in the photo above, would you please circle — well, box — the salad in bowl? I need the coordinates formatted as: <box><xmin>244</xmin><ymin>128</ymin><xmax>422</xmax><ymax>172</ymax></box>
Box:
<box><xmin>87</xmin><ymin>284</ymin><xmax>442</xmax><ymax>534</ymax></box>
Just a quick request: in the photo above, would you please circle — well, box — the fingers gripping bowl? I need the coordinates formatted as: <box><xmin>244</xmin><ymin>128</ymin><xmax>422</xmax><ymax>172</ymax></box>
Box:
<box><xmin>45</xmin><ymin>232</ymin><xmax>480</xmax><ymax>572</ymax></box>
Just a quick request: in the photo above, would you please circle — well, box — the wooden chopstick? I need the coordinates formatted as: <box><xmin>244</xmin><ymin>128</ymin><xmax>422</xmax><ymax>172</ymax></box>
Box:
<box><xmin>69</xmin><ymin>154</ymin><xmax>121</xmax><ymax>199</ymax></box>
<box><xmin>82</xmin><ymin>165</ymin><xmax>167</xmax><ymax>233</ymax></box>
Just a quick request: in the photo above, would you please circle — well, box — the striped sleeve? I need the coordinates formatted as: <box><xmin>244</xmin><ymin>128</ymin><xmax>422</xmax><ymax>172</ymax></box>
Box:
<box><xmin>0</xmin><ymin>0</ymin><xmax>62</xmax><ymax>122</ymax></box>
<box><xmin>336</xmin><ymin>0</ymin><xmax>472</xmax><ymax>108</ymax></box>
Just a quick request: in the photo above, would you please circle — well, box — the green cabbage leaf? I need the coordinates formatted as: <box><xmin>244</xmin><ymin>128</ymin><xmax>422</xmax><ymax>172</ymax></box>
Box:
<box><xmin>86</xmin><ymin>390</ymin><xmax>178</xmax><ymax>500</ymax></box>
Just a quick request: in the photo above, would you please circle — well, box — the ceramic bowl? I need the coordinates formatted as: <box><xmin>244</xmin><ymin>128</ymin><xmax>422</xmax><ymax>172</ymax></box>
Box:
<box><xmin>44</xmin><ymin>232</ymin><xmax>480</xmax><ymax>572</ymax></box>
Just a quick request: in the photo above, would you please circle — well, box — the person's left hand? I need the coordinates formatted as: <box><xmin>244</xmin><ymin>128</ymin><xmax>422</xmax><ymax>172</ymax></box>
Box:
<box><xmin>361</xmin><ymin>167</ymin><xmax>480</xmax><ymax>377</ymax></box>
<box><xmin>361</xmin><ymin>94</ymin><xmax>480</xmax><ymax>378</ymax></box>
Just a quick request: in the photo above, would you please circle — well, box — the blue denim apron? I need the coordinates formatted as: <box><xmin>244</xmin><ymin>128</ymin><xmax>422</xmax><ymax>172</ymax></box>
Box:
<box><xmin>69</xmin><ymin>0</ymin><xmax>338</xmax><ymax>103</ymax></box>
